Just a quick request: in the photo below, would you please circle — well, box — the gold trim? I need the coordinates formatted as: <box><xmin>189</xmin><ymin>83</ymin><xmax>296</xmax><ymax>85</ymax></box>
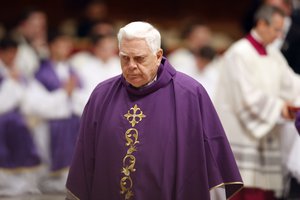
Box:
<box><xmin>66</xmin><ymin>188</ymin><xmax>80</xmax><ymax>200</ymax></box>
<box><xmin>49</xmin><ymin>167</ymin><xmax>70</xmax><ymax>177</ymax></box>
<box><xmin>0</xmin><ymin>164</ymin><xmax>44</xmax><ymax>174</ymax></box>
<box><xmin>210</xmin><ymin>181</ymin><xmax>244</xmax><ymax>200</ymax></box>
<box><xmin>120</xmin><ymin>104</ymin><xmax>145</xmax><ymax>199</ymax></box>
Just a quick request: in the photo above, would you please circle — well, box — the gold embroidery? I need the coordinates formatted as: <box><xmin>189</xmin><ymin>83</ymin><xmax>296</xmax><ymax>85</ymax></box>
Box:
<box><xmin>120</xmin><ymin>104</ymin><xmax>146</xmax><ymax>199</ymax></box>
<box><xmin>125</xmin><ymin>128</ymin><xmax>139</xmax><ymax>146</ymax></box>
<box><xmin>120</xmin><ymin>176</ymin><xmax>133</xmax><ymax>199</ymax></box>
<box><xmin>210</xmin><ymin>181</ymin><xmax>244</xmax><ymax>200</ymax></box>
<box><xmin>124</xmin><ymin>104</ymin><xmax>146</xmax><ymax>127</ymax></box>
<box><xmin>66</xmin><ymin>188</ymin><xmax>80</xmax><ymax>200</ymax></box>
<box><xmin>122</xmin><ymin>155</ymin><xmax>136</xmax><ymax>173</ymax></box>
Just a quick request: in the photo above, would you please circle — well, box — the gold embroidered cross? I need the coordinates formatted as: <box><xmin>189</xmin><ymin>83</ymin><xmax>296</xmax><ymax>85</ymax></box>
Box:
<box><xmin>124</xmin><ymin>104</ymin><xmax>146</xmax><ymax>127</ymax></box>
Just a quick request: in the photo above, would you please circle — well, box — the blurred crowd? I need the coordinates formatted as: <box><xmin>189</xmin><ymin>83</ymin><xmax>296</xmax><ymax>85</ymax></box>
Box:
<box><xmin>0</xmin><ymin>0</ymin><xmax>300</xmax><ymax>199</ymax></box>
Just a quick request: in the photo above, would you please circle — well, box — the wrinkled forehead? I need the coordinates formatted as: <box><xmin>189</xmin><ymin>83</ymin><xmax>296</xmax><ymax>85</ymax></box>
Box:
<box><xmin>119</xmin><ymin>37</ymin><xmax>147</xmax><ymax>46</ymax></box>
<box><xmin>119</xmin><ymin>38</ymin><xmax>151</xmax><ymax>55</ymax></box>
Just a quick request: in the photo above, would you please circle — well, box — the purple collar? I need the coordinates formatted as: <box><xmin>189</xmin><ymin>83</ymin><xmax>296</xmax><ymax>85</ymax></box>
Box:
<box><xmin>121</xmin><ymin>57</ymin><xmax>176</xmax><ymax>96</ymax></box>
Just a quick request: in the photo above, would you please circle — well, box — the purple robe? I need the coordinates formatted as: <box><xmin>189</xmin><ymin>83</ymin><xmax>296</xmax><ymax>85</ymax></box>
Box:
<box><xmin>0</xmin><ymin>109</ymin><xmax>40</xmax><ymax>168</ymax></box>
<box><xmin>0</xmin><ymin>73</ymin><xmax>40</xmax><ymax>169</ymax></box>
<box><xmin>295</xmin><ymin>111</ymin><xmax>300</xmax><ymax>134</ymax></box>
<box><xmin>66</xmin><ymin>58</ymin><xmax>243</xmax><ymax>200</ymax></box>
<box><xmin>35</xmin><ymin>60</ymin><xmax>80</xmax><ymax>171</ymax></box>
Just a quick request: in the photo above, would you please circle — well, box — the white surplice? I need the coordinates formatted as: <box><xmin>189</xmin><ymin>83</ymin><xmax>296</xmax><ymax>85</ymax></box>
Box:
<box><xmin>214</xmin><ymin>32</ymin><xmax>300</xmax><ymax>196</ymax></box>
<box><xmin>69</xmin><ymin>51</ymin><xmax>121</xmax><ymax>115</ymax></box>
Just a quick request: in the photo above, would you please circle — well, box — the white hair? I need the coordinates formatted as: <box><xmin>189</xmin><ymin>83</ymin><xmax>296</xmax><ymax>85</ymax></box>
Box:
<box><xmin>117</xmin><ymin>21</ymin><xmax>161</xmax><ymax>54</ymax></box>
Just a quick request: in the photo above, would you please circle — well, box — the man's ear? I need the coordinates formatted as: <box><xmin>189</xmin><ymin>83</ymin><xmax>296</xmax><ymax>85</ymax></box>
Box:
<box><xmin>156</xmin><ymin>49</ymin><xmax>163</xmax><ymax>65</ymax></box>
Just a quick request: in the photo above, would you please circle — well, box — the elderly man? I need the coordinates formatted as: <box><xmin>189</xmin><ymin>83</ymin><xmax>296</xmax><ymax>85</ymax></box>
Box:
<box><xmin>66</xmin><ymin>21</ymin><xmax>243</xmax><ymax>200</ymax></box>
<box><xmin>214</xmin><ymin>5</ymin><xmax>300</xmax><ymax>200</ymax></box>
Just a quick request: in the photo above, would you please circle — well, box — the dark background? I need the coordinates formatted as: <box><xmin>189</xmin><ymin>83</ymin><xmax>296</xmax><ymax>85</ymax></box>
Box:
<box><xmin>0</xmin><ymin>0</ymin><xmax>252</xmax><ymax>38</ymax></box>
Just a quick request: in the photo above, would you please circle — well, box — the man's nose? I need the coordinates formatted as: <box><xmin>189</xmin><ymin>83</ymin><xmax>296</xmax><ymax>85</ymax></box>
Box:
<box><xmin>128</xmin><ymin>58</ymin><xmax>138</xmax><ymax>69</ymax></box>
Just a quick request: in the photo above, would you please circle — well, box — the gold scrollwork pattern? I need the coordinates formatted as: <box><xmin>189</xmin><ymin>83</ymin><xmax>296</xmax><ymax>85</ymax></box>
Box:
<box><xmin>120</xmin><ymin>104</ymin><xmax>146</xmax><ymax>199</ymax></box>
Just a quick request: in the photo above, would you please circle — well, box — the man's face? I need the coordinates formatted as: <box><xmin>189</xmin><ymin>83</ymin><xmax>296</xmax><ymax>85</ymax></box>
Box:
<box><xmin>188</xmin><ymin>26</ymin><xmax>211</xmax><ymax>51</ymax></box>
<box><xmin>23</xmin><ymin>12</ymin><xmax>47</xmax><ymax>40</ymax></box>
<box><xmin>260</xmin><ymin>13</ymin><xmax>284</xmax><ymax>45</ymax></box>
<box><xmin>0</xmin><ymin>47</ymin><xmax>17</xmax><ymax>68</ymax></box>
<box><xmin>50</xmin><ymin>36</ymin><xmax>74</xmax><ymax>60</ymax></box>
<box><xmin>93</xmin><ymin>37</ymin><xmax>117</xmax><ymax>62</ymax></box>
<box><xmin>119</xmin><ymin>38</ymin><xmax>162</xmax><ymax>88</ymax></box>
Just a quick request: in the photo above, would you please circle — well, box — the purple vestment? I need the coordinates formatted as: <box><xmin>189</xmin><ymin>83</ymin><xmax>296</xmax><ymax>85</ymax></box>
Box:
<box><xmin>0</xmin><ymin>71</ymin><xmax>40</xmax><ymax>168</ymax></box>
<box><xmin>0</xmin><ymin>109</ymin><xmax>41</xmax><ymax>168</ymax></box>
<box><xmin>66</xmin><ymin>58</ymin><xmax>243</xmax><ymax>200</ymax></box>
<box><xmin>35</xmin><ymin>60</ymin><xmax>80</xmax><ymax>171</ymax></box>
<box><xmin>295</xmin><ymin>111</ymin><xmax>300</xmax><ymax>134</ymax></box>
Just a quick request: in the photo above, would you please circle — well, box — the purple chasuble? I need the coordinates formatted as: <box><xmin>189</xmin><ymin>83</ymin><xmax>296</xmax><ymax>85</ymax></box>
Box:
<box><xmin>246</xmin><ymin>34</ymin><xmax>267</xmax><ymax>56</ymax></box>
<box><xmin>66</xmin><ymin>58</ymin><xmax>243</xmax><ymax>200</ymax></box>
<box><xmin>35</xmin><ymin>60</ymin><xmax>80</xmax><ymax>171</ymax></box>
<box><xmin>295</xmin><ymin>111</ymin><xmax>300</xmax><ymax>134</ymax></box>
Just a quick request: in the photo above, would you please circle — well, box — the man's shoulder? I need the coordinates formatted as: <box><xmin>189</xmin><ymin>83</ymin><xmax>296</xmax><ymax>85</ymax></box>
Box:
<box><xmin>173</xmin><ymin>71</ymin><xmax>207</xmax><ymax>96</ymax></box>
<box><xmin>90</xmin><ymin>75</ymin><xmax>121</xmax><ymax>98</ymax></box>
<box><xmin>224</xmin><ymin>38</ymin><xmax>252</xmax><ymax>58</ymax></box>
<box><xmin>227</xmin><ymin>38</ymin><xmax>249</xmax><ymax>51</ymax></box>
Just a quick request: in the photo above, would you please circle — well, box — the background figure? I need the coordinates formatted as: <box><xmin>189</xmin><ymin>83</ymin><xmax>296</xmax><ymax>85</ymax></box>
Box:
<box><xmin>12</xmin><ymin>7</ymin><xmax>49</xmax><ymax>78</ymax></box>
<box><xmin>282</xmin><ymin>110</ymin><xmax>300</xmax><ymax>199</ymax></box>
<box><xmin>292</xmin><ymin>0</ymin><xmax>300</xmax><ymax>25</ymax></box>
<box><xmin>242</xmin><ymin>0</ymin><xmax>300</xmax><ymax>74</ymax></box>
<box><xmin>21</xmin><ymin>30</ymin><xmax>81</xmax><ymax>193</ymax></box>
<box><xmin>76</xmin><ymin>0</ymin><xmax>108</xmax><ymax>38</ymax></box>
<box><xmin>0</xmin><ymin>36</ymin><xmax>41</xmax><ymax>196</ymax></box>
<box><xmin>268</xmin><ymin>0</ymin><xmax>300</xmax><ymax>76</ymax></box>
<box><xmin>70</xmin><ymin>33</ymin><xmax>121</xmax><ymax>115</ymax></box>
<box><xmin>89</xmin><ymin>20</ymin><xmax>115</xmax><ymax>36</ymax></box>
<box><xmin>167</xmin><ymin>20</ymin><xmax>212</xmax><ymax>78</ymax></box>
<box><xmin>266</xmin><ymin>0</ymin><xmax>300</xmax><ymax>198</ymax></box>
<box><xmin>277</xmin><ymin>0</ymin><xmax>300</xmax><ymax>75</ymax></box>
<box><xmin>193</xmin><ymin>45</ymin><xmax>222</xmax><ymax>100</ymax></box>
<box><xmin>214</xmin><ymin>5</ymin><xmax>300</xmax><ymax>199</ymax></box>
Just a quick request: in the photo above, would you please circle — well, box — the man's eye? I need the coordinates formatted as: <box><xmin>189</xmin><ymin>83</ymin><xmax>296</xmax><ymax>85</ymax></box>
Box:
<box><xmin>136</xmin><ymin>57</ymin><xmax>145</xmax><ymax>63</ymax></box>
<box><xmin>122</xmin><ymin>56</ymin><xmax>129</xmax><ymax>61</ymax></box>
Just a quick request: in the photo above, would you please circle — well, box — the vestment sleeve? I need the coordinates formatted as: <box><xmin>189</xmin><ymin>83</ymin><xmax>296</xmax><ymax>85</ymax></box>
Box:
<box><xmin>221</xmin><ymin>52</ymin><xmax>284</xmax><ymax>139</ymax></box>
<box><xmin>21</xmin><ymin>79</ymin><xmax>72</xmax><ymax>119</ymax></box>
<box><xmin>200</xmin><ymin>91</ymin><xmax>243</xmax><ymax>199</ymax></box>
<box><xmin>66</xmin><ymin>98</ymin><xmax>96</xmax><ymax>200</ymax></box>
<box><xmin>0</xmin><ymin>78</ymin><xmax>24</xmax><ymax>114</ymax></box>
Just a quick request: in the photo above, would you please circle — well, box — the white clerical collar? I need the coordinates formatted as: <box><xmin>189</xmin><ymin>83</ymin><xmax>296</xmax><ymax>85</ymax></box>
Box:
<box><xmin>145</xmin><ymin>75</ymin><xmax>157</xmax><ymax>87</ymax></box>
<box><xmin>128</xmin><ymin>75</ymin><xmax>157</xmax><ymax>89</ymax></box>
